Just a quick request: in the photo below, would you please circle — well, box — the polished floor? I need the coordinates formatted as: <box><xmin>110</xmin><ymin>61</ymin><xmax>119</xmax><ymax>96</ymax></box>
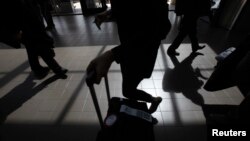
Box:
<box><xmin>0</xmin><ymin>12</ymin><xmax>245</xmax><ymax>141</ymax></box>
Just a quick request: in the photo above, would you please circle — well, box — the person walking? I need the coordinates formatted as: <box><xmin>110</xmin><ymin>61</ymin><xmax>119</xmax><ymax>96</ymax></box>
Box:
<box><xmin>167</xmin><ymin>0</ymin><xmax>211</xmax><ymax>56</ymax></box>
<box><xmin>0</xmin><ymin>0</ymin><xmax>67</xmax><ymax>79</ymax></box>
<box><xmin>87</xmin><ymin>0</ymin><xmax>171</xmax><ymax>113</ymax></box>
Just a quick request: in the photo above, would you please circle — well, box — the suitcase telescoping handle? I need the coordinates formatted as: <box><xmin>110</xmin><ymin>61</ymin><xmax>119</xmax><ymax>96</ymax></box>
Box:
<box><xmin>86</xmin><ymin>70</ymin><xmax>111</xmax><ymax>129</ymax></box>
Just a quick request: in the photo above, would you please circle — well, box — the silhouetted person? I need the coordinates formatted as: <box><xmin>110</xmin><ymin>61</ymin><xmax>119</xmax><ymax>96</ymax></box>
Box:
<box><xmin>167</xmin><ymin>0</ymin><xmax>211</xmax><ymax>56</ymax></box>
<box><xmin>87</xmin><ymin>0</ymin><xmax>171</xmax><ymax>113</ymax></box>
<box><xmin>37</xmin><ymin>0</ymin><xmax>55</xmax><ymax>30</ymax></box>
<box><xmin>0</xmin><ymin>0</ymin><xmax>67</xmax><ymax>79</ymax></box>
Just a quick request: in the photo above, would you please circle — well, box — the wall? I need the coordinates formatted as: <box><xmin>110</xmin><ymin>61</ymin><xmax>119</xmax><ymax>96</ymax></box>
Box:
<box><xmin>232</xmin><ymin>0</ymin><xmax>250</xmax><ymax>33</ymax></box>
<box><xmin>213</xmin><ymin>0</ymin><xmax>247</xmax><ymax>30</ymax></box>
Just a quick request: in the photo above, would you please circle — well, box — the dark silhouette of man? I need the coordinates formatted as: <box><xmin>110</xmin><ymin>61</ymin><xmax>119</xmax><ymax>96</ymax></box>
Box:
<box><xmin>167</xmin><ymin>0</ymin><xmax>211</xmax><ymax>56</ymax></box>
<box><xmin>0</xmin><ymin>0</ymin><xmax>67</xmax><ymax>79</ymax></box>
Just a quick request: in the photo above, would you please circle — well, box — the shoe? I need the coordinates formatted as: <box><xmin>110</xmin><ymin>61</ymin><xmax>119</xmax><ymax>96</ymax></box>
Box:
<box><xmin>55</xmin><ymin>68</ymin><xmax>68</xmax><ymax>79</ymax></box>
<box><xmin>149</xmin><ymin>97</ymin><xmax>162</xmax><ymax>113</ymax></box>
<box><xmin>94</xmin><ymin>17</ymin><xmax>102</xmax><ymax>30</ymax></box>
<box><xmin>94</xmin><ymin>13</ymin><xmax>108</xmax><ymax>30</ymax></box>
<box><xmin>192</xmin><ymin>45</ymin><xmax>205</xmax><ymax>52</ymax></box>
<box><xmin>167</xmin><ymin>48</ymin><xmax>180</xmax><ymax>56</ymax></box>
<box><xmin>33</xmin><ymin>67</ymin><xmax>50</xmax><ymax>79</ymax></box>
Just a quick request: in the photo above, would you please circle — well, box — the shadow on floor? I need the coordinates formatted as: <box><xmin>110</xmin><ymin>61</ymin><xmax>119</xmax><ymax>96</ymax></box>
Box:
<box><xmin>0</xmin><ymin>74</ymin><xmax>59</xmax><ymax>124</ymax></box>
<box><xmin>162</xmin><ymin>52</ymin><xmax>207</xmax><ymax>106</ymax></box>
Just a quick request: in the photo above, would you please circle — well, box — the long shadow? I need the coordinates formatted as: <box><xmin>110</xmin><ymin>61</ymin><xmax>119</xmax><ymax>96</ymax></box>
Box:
<box><xmin>0</xmin><ymin>74</ymin><xmax>59</xmax><ymax>124</ymax></box>
<box><xmin>0</xmin><ymin>61</ymin><xmax>29</xmax><ymax>89</ymax></box>
<box><xmin>159</xmin><ymin>45</ymin><xmax>182</xmax><ymax>124</ymax></box>
<box><xmin>162</xmin><ymin>52</ymin><xmax>206</xmax><ymax>106</ymax></box>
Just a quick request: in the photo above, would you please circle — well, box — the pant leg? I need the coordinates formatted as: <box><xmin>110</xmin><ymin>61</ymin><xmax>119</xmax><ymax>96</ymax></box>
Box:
<box><xmin>186</xmin><ymin>15</ymin><xmax>199</xmax><ymax>49</ymax></box>
<box><xmin>169</xmin><ymin>30</ymin><xmax>187</xmax><ymax>50</ymax></box>
<box><xmin>119</xmin><ymin>40</ymin><xmax>160</xmax><ymax>103</ymax></box>
<box><xmin>25</xmin><ymin>45</ymin><xmax>43</xmax><ymax>72</ymax></box>
<box><xmin>121</xmin><ymin>70</ymin><xmax>153</xmax><ymax>102</ymax></box>
<box><xmin>39</xmin><ymin>47</ymin><xmax>62</xmax><ymax>73</ymax></box>
<box><xmin>169</xmin><ymin>16</ymin><xmax>189</xmax><ymax>50</ymax></box>
<box><xmin>113</xmin><ymin>45</ymin><xmax>153</xmax><ymax>102</ymax></box>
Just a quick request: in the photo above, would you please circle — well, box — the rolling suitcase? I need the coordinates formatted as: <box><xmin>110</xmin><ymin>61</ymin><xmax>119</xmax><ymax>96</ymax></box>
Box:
<box><xmin>86</xmin><ymin>72</ymin><xmax>155</xmax><ymax>141</ymax></box>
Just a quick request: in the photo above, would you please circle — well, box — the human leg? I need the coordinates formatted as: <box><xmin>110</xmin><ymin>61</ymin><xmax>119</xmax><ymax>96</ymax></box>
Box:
<box><xmin>25</xmin><ymin>46</ymin><xmax>50</xmax><ymax>79</ymax></box>
<box><xmin>122</xmin><ymin>73</ymin><xmax>152</xmax><ymax>102</ymax></box>
<box><xmin>167</xmin><ymin>30</ymin><xmax>187</xmax><ymax>56</ymax></box>
<box><xmin>187</xmin><ymin>15</ymin><xmax>205</xmax><ymax>52</ymax></box>
<box><xmin>39</xmin><ymin>47</ymin><xmax>67</xmax><ymax>79</ymax></box>
<box><xmin>167</xmin><ymin>16</ymin><xmax>188</xmax><ymax>56</ymax></box>
<box><xmin>189</xmin><ymin>33</ymin><xmax>205</xmax><ymax>52</ymax></box>
<box><xmin>121</xmin><ymin>71</ymin><xmax>162</xmax><ymax>113</ymax></box>
<box><xmin>122</xmin><ymin>73</ymin><xmax>163</xmax><ymax>114</ymax></box>
<box><xmin>189</xmin><ymin>34</ymin><xmax>205</xmax><ymax>52</ymax></box>
<box><xmin>120</xmin><ymin>40</ymin><xmax>162</xmax><ymax>113</ymax></box>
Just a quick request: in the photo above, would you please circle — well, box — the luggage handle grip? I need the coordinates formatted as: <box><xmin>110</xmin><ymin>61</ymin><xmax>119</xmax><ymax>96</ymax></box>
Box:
<box><xmin>86</xmin><ymin>70</ymin><xmax>111</xmax><ymax>129</ymax></box>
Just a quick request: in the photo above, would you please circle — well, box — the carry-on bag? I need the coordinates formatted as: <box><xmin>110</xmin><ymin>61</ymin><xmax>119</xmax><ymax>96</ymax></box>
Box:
<box><xmin>86</xmin><ymin>72</ymin><xmax>155</xmax><ymax>141</ymax></box>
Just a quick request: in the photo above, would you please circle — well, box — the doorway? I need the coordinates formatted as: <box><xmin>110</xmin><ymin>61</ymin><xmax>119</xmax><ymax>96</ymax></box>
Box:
<box><xmin>50</xmin><ymin>0</ymin><xmax>110</xmax><ymax>15</ymax></box>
